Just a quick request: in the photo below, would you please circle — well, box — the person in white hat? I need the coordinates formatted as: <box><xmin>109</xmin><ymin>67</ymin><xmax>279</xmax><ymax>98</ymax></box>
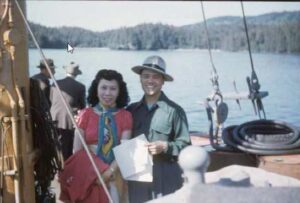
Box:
<box><xmin>50</xmin><ymin>62</ymin><xmax>86</xmax><ymax>160</ymax></box>
<box><xmin>31</xmin><ymin>58</ymin><xmax>56</xmax><ymax>104</ymax></box>
<box><xmin>127</xmin><ymin>55</ymin><xmax>191</xmax><ymax>202</ymax></box>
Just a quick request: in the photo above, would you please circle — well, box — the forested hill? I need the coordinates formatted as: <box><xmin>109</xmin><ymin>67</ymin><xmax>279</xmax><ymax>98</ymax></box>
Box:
<box><xmin>28</xmin><ymin>11</ymin><xmax>300</xmax><ymax>53</ymax></box>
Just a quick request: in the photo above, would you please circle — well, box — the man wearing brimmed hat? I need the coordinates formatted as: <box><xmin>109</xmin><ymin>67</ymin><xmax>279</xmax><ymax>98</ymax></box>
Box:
<box><xmin>31</xmin><ymin>58</ymin><xmax>56</xmax><ymax>104</ymax></box>
<box><xmin>50</xmin><ymin>62</ymin><xmax>86</xmax><ymax>160</ymax></box>
<box><xmin>127</xmin><ymin>55</ymin><xmax>191</xmax><ymax>202</ymax></box>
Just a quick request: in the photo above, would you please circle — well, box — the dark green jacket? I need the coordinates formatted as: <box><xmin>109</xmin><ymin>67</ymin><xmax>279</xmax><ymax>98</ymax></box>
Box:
<box><xmin>127</xmin><ymin>92</ymin><xmax>191</xmax><ymax>157</ymax></box>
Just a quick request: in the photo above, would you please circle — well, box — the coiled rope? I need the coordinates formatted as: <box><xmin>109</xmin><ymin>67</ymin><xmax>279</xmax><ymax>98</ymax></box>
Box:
<box><xmin>30</xmin><ymin>79</ymin><xmax>63</xmax><ymax>202</ymax></box>
<box><xmin>222</xmin><ymin>120</ymin><xmax>300</xmax><ymax>155</ymax></box>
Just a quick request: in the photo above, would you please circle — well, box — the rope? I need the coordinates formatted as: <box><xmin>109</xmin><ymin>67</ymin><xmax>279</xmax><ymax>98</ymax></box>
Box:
<box><xmin>0</xmin><ymin>0</ymin><xmax>9</xmax><ymax>27</ymax></box>
<box><xmin>200</xmin><ymin>1</ymin><xmax>220</xmax><ymax>94</ymax></box>
<box><xmin>241</xmin><ymin>1</ymin><xmax>255</xmax><ymax>73</ymax></box>
<box><xmin>14</xmin><ymin>1</ymin><xmax>113</xmax><ymax>202</ymax></box>
<box><xmin>205</xmin><ymin>101</ymin><xmax>235</xmax><ymax>152</ymax></box>
<box><xmin>30</xmin><ymin>79</ymin><xmax>62</xmax><ymax>201</ymax></box>
<box><xmin>0</xmin><ymin>2</ymin><xmax>10</xmax><ymax>201</ymax></box>
<box><xmin>222</xmin><ymin>120</ymin><xmax>300</xmax><ymax>155</ymax></box>
<box><xmin>241</xmin><ymin>2</ymin><xmax>267</xmax><ymax>119</ymax></box>
<box><xmin>200</xmin><ymin>1</ymin><xmax>217</xmax><ymax>75</ymax></box>
<box><xmin>0</xmin><ymin>122</ymin><xmax>11</xmax><ymax>203</ymax></box>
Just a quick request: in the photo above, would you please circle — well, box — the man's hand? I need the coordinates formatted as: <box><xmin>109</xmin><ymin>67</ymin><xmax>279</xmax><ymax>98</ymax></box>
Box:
<box><xmin>74</xmin><ymin>109</ymin><xmax>81</xmax><ymax>124</ymax></box>
<box><xmin>145</xmin><ymin>141</ymin><xmax>168</xmax><ymax>155</ymax></box>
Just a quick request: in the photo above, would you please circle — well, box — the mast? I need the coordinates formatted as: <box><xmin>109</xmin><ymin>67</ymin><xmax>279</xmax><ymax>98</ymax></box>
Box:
<box><xmin>0</xmin><ymin>0</ymin><xmax>36</xmax><ymax>202</ymax></box>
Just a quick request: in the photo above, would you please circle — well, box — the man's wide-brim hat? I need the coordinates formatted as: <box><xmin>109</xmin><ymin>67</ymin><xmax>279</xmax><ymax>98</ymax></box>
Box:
<box><xmin>63</xmin><ymin>62</ymin><xmax>82</xmax><ymax>76</ymax></box>
<box><xmin>132</xmin><ymin>55</ymin><xmax>174</xmax><ymax>81</ymax></box>
<box><xmin>37</xmin><ymin>58</ymin><xmax>56</xmax><ymax>69</ymax></box>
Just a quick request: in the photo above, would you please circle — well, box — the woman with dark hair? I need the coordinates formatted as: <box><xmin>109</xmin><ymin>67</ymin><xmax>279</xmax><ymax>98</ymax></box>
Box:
<box><xmin>59</xmin><ymin>69</ymin><xmax>132</xmax><ymax>203</ymax></box>
<box><xmin>87</xmin><ymin>69</ymin><xmax>130</xmax><ymax>108</ymax></box>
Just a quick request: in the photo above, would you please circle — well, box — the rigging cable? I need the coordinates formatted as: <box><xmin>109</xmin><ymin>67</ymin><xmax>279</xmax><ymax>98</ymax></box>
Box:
<box><xmin>200</xmin><ymin>1</ymin><xmax>220</xmax><ymax>94</ymax></box>
<box><xmin>201</xmin><ymin>1</ymin><xmax>229</xmax><ymax>148</ymax></box>
<box><xmin>241</xmin><ymin>1</ymin><xmax>266</xmax><ymax>119</ymax></box>
<box><xmin>241</xmin><ymin>2</ymin><xmax>255</xmax><ymax>74</ymax></box>
<box><xmin>13</xmin><ymin>1</ymin><xmax>113</xmax><ymax>202</ymax></box>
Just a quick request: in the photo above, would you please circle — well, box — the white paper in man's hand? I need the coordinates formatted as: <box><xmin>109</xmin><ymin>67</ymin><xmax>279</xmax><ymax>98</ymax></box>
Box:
<box><xmin>113</xmin><ymin>134</ymin><xmax>153</xmax><ymax>182</ymax></box>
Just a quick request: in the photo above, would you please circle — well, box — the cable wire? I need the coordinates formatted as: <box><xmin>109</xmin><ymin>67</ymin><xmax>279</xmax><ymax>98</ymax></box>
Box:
<box><xmin>13</xmin><ymin>1</ymin><xmax>113</xmax><ymax>202</ymax></box>
<box><xmin>241</xmin><ymin>1</ymin><xmax>255</xmax><ymax>73</ymax></box>
<box><xmin>200</xmin><ymin>1</ymin><xmax>217</xmax><ymax>75</ymax></box>
<box><xmin>200</xmin><ymin>1</ymin><xmax>221</xmax><ymax>94</ymax></box>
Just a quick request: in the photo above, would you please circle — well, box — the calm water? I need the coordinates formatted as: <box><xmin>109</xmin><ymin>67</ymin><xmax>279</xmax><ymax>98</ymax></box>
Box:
<box><xmin>29</xmin><ymin>49</ymin><xmax>300</xmax><ymax>132</ymax></box>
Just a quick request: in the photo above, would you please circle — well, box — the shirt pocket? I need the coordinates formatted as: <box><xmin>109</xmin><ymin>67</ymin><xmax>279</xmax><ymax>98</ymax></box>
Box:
<box><xmin>151</xmin><ymin>122</ymin><xmax>172</xmax><ymax>141</ymax></box>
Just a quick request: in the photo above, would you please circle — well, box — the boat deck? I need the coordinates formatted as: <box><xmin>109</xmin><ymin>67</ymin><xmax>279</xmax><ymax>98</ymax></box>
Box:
<box><xmin>52</xmin><ymin>133</ymin><xmax>300</xmax><ymax>202</ymax></box>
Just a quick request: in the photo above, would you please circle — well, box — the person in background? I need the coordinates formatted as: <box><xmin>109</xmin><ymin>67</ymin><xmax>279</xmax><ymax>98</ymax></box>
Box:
<box><xmin>50</xmin><ymin>62</ymin><xmax>86</xmax><ymax>160</ymax></box>
<box><xmin>127</xmin><ymin>55</ymin><xmax>191</xmax><ymax>203</ymax></box>
<box><xmin>59</xmin><ymin>69</ymin><xmax>132</xmax><ymax>203</ymax></box>
<box><xmin>31</xmin><ymin>58</ymin><xmax>56</xmax><ymax>105</ymax></box>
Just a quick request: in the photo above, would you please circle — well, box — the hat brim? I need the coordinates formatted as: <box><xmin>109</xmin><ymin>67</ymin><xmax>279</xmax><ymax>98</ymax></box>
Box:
<box><xmin>63</xmin><ymin>65</ymin><xmax>82</xmax><ymax>75</ymax></box>
<box><xmin>75</xmin><ymin>69</ymin><xmax>82</xmax><ymax>75</ymax></box>
<box><xmin>132</xmin><ymin>65</ymin><xmax>173</xmax><ymax>81</ymax></box>
<box><xmin>37</xmin><ymin>65</ymin><xmax>56</xmax><ymax>69</ymax></box>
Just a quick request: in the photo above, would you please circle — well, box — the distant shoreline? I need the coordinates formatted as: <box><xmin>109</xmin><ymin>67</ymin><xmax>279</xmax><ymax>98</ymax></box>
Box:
<box><xmin>29</xmin><ymin>47</ymin><xmax>300</xmax><ymax>55</ymax></box>
<box><xmin>28</xmin><ymin>10</ymin><xmax>300</xmax><ymax>54</ymax></box>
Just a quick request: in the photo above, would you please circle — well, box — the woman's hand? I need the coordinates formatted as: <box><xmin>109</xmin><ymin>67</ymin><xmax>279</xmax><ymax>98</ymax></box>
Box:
<box><xmin>102</xmin><ymin>168</ymin><xmax>114</xmax><ymax>182</ymax></box>
<box><xmin>96</xmin><ymin>169</ymin><xmax>113</xmax><ymax>186</ymax></box>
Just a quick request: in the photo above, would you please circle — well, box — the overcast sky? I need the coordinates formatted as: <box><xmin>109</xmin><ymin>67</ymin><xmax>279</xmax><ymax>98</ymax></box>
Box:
<box><xmin>27</xmin><ymin>1</ymin><xmax>300</xmax><ymax>32</ymax></box>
